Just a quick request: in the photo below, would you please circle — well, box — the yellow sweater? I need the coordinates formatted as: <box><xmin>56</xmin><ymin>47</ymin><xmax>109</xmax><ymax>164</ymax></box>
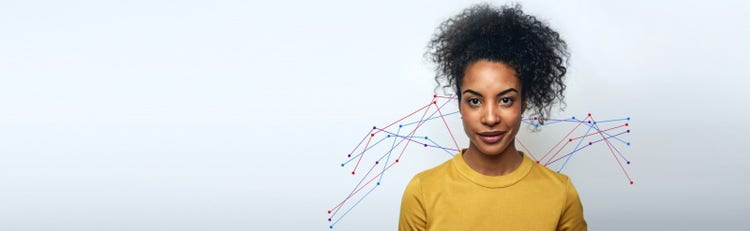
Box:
<box><xmin>399</xmin><ymin>150</ymin><xmax>586</xmax><ymax>231</ymax></box>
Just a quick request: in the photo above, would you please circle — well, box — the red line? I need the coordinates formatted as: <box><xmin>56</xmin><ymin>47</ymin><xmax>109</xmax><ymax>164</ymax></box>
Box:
<box><xmin>351</xmin><ymin>135</ymin><xmax>373</xmax><ymax>175</ymax></box>
<box><xmin>434</xmin><ymin>95</ymin><xmax>457</xmax><ymax>99</ymax></box>
<box><xmin>516</xmin><ymin>138</ymin><xmax>537</xmax><ymax>161</ymax></box>
<box><xmin>331</xmin><ymin>96</ymin><xmax>460</xmax><ymax>216</ymax></box>
<box><xmin>373</xmin><ymin>128</ymin><xmax>443</xmax><ymax>157</ymax></box>
<box><xmin>347</xmin><ymin>129</ymin><xmax>373</xmax><ymax>157</ymax></box>
<box><xmin>540</xmin><ymin>115</ymin><xmax>590</xmax><ymax>163</ymax></box>
<box><xmin>329</xmin><ymin>160</ymin><xmax>399</xmax><ymax>215</ymax></box>
<box><xmin>378</xmin><ymin>102</ymin><xmax>432</xmax><ymax>133</ymax></box>
<box><xmin>544</xmin><ymin>139</ymin><xmax>573</xmax><ymax>166</ymax></box>
<box><xmin>569</xmin><ymin>123</ymin><xmax>626</xmax><ymax>141</ymax></box>
<box><xmin>590</xmin><ymin>116</ymin><xmax>633</xmax><ymax>184</ymax></box>
<box><xmin>433</xmin><ymin>101</ymin><xmax>460</xmax><ymax>150</ymax></box>
<box><xmin>395</xmin><ymin>101</ymin><xmax>434</xmax><ymax>161</ymax></box>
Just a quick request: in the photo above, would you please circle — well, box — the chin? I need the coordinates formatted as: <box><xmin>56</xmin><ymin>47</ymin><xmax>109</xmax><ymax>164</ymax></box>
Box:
<box><xmin>472</xmin><ymin>140</ymin><xmax>510</xmax><ymax>156</ymax></box>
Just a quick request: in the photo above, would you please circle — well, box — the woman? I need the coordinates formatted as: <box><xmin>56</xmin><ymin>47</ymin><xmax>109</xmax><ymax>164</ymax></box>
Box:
<box><xmin>399</xmin><ymin>3</ymin><xmax>586</xmax><ymax>231</ymax></box>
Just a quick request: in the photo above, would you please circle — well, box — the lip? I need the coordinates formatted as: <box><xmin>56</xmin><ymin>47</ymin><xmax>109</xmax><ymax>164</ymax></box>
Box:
<box><xmin>477</xmin><ymin>131</ymin><xmax>507</xmax><ymax>144</ymax></box>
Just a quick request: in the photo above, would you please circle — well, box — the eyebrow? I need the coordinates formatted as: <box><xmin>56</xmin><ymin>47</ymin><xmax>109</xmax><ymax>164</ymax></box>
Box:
<box><xmin>461</xmin><ymin>88</ymin><xmax>519</xmax><ymax>97</ymax></box>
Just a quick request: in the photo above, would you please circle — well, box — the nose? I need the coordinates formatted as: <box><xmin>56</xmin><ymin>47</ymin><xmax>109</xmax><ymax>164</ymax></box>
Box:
<box><xmin>481</xmin><ymin>103</ymin><xmax>500</xmax><ymax>127</ymax></box>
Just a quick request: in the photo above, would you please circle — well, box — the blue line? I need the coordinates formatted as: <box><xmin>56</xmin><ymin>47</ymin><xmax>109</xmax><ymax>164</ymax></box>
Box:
<box><xmin>521</xmin><ymin>118</ymin><xmax>576</xmax><ymax>127</ymax></box>
<box><xmin>426</xmin><ymin>138</ymin><xmax>456</xmax><ymax>156</ymax></box>
<box><xmin>558</xmin><ymin>124</ymin><xmax>594</xmax><ymax>172</ymax></box>
<box><xmin>333</xmin><ymin>112</ymin><xmax>632</xmax><ymax>228</ymax></box>
<box><xmin>547</xmin><ymin>130</ymin><xmax>630</xmax><ymax>165</ymax></box>
<box><xmin>425</xmin><ymin>145</ymin><xmax>460</xmax><ymax>152</ymax></box>
<box><xmin>521</xmin><ymin>120</ymin><xmax>536</xmax><ymax>126</ymax></box>
<box><xmin>589</xmin><ymin>130</ymin><xmax>630</xmax><ymax>163</ymax></box>
<box><xmin>331</xmin><ymin>159</ymin><xmax>381</xmax><ymax>217</ymax></box>
<box><xmin>547</xmin><ymin>144</ymin><xmax>591</xmax><ymax>166</ymax></box>
<box><xmin>330</xmin><ymin>184</ymin><xmax>380</xmax><ymax>228</ymax></box>
<box><xmin>385</xmin><ymin>133</ymin><xmax>460</xmax><ymax>153</ymax></box>
<box><xmin>399</xmin><ymin>98</ymin><xmax>456</xmax><ymax>128</ymax></box>
<box><xmin>592</xmin><ymin>117</ymin><xmax>630</xmax><ymax>123</ymax></box>
<box><xmin>540</xmin><ymin>119</ymin><xmax>573</xmax><ymax>126</ymax></box>
<box><xmin>342</xmin><ymin>136</ymin><xmax>390</xmax><ymax>165</ymax></box>
<box><xmin>571</xmin><ymin>119</ymin><xmax>630</xmax><ymax>145</ymax></box>
<box><xmin>603</xmin><ymin>132</ymin><xmax>630</xmax><ymax>163</ymax></box>
<box><xmin>377</xmin><ymin>130</ymin><xmax>430</xmax><ymax>148</ymax></box>
<box><xmin>347</xmin><ymin>128</ymin><xmax>375</xmax><ymax>156</ymax></box>
<box><xmin>590</xmin><ymin>131</ymin><xmax>627</xmax><ymax>144</ymax></box>
<box><xmin>401</xmin><ymin>110</ymin><xmax>458</xmax><ymax>127</ymax></box>
<box><xmin>378</xmin><ymin>126</ymin><xmax>401</xmax><ymax>184</ymax></box>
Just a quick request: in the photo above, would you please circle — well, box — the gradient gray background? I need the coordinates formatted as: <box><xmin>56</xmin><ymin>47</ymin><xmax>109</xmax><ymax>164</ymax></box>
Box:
<box><xmin>1</xmin><ymin>0</ymin><xmax>749</xmax><ymax>230</ymax></box>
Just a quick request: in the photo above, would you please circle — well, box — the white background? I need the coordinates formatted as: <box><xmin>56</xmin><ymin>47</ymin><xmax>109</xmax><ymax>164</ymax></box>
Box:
<box><xmin>1</xmin><ymin>0</ymin><xmax>749</xmax><ymax>230</ymax></box>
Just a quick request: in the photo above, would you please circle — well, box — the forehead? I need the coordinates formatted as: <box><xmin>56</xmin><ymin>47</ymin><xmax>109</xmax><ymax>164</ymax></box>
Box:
<box><xmin>462</xmin><ymin>60</ymin><xmax>521</xmax><ymax>92</ymax></box>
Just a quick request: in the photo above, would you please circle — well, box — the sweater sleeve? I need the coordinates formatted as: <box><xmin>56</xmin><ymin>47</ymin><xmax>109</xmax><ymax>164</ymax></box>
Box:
<box><xmin>398</xmin><ymin>175</ymin><xmax>427</xmax><ymax>231</ymax></box>
<box><xmin>558</xmin><ymin>177</ymin><xmax>587</xmax><ymax>231</ymax></box>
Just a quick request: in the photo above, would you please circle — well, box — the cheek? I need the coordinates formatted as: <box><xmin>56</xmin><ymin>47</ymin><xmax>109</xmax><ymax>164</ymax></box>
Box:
<box><xmin>502</xmin><ymin>106</ymin><xmax>524</xmax><ymax>127</ymax></box>
<box><xmin>459</xmin><ymin>107</ymin><xmax>477</xmax><ymax>131</ymax></box>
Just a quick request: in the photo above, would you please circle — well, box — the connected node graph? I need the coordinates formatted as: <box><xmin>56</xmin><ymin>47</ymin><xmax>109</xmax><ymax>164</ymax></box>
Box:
<box><xmin>326</xmin><ymin>95</ymin><xmax>633</xmax><ymax>229</ymax></box>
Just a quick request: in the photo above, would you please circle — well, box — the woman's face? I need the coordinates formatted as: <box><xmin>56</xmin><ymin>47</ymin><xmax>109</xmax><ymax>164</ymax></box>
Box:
<box><xmin>459</xmin><ymin>60</ymin><xmax>524</xmax><ymax>156</ymax></box>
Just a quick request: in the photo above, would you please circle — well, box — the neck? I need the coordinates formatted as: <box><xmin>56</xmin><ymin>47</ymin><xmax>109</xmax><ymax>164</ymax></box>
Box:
<box><xmin>462</xmin><ymin>142</ymin><xmax>523</xmax><ymax>176</ymax></box>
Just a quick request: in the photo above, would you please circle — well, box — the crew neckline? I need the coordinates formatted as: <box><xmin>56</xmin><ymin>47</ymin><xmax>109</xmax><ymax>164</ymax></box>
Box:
<box><xmin>452</xmin><ymin>148</ymin><xmax>534</xmax><ymax>188</ymax></box>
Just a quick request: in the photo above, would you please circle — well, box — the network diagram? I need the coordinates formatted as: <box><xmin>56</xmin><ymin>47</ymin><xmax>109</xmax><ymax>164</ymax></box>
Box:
<box><xmin>326</xmin><ymin>95</ymin><xmax>633</xmax><ymax>229</ymax></box>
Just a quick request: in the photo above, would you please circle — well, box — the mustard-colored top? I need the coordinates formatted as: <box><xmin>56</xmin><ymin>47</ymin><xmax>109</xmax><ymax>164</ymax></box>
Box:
<box><xmin>398</xmin><ymin>150</ymin><xmax>586</xmax><ymax>231</ymax></box>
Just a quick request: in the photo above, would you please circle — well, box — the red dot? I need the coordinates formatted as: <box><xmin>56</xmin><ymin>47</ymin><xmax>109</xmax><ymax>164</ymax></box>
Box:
<box><xmin>568</xmin><ymin>139</ymin><xmax>572</xmax><ymax>142</ymax></box>
<box><xmin>327</xmin><ymin>210</ymin><xmax>331</xmax><ymax>214</ymax></box>
<box><xmin>351</xmin><ymin>171</ymin><xmax>355</xmax><ymax>175</ymax></box>
<box><xmin>536</xmin><ymin>161</ymin><xmax>540</xmax><ymax>164</ymax></box>
<box><xmin>587</xmin><ymin>113</ymin><xmax>591</xmax><ymax>116</ymax></box>
<box><xmin>371</xmin><ymin>133</ymin><xmax>374</xmax><ymax>137</ymax></box>
<box><xmin>433</xmin><ymin>94</ymin><xmax>437</xmax><ymax>98</ymax></box>
<box><xmin>395</xmin><ymin>159</ymin><xmax>399</xmax><ymax>163</ymax></box>
<box><xmin>432</xmin><ymin>101</ymin><xmax>437</xmax><ymax>104</ymax></box>
<box><xmin>625</xmin><ymin>123</ymin><xmax>629</xmax><ymax>126</ymax></box>
<box><xmin>630</xmin><ymin>180</ymin><xmax>634</xmax><ymax>185</ymax></box>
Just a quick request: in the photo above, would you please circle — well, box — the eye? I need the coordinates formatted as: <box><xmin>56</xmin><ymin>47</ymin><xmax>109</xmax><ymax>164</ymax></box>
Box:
<box><xmin>467</xmin><ymin>98</ymin><xmax>481</xmax><ymax>107</ymax></box>
<box><xmin>499</xmin><ymin>97</ymin><xmax>513</xmax><ymax>105</ymax></box>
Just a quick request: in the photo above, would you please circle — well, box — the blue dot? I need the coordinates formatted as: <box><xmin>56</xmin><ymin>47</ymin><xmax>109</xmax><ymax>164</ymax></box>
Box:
<box><xmin>377</xmin><ymin>182</ymin><xmax>380</xmax><ymax>186</ymax></box>
<box><xmin>424</xmin><ymin>136</ymin><xmax>428</xmax><ymax>139</ymax></box>
<box><xmin>627</xmin><ymin>142</ymin><xmax>631</xmax><ymax>146</ymax></box>
<box><xmin>572</xmin><ymin>116</ymin><xmax>576</xmax><ymax>119</ymax></box>
<box><xmin>330</xmin><ymin>225</ymin><xmax>333</xmax><ymax>229</ymax></box>
<box><xmin>340</xmin><ymin>163</ymin><xmax>344</xmax><ymax>167</ymax></box>
<box><xmin>593</xmin><ymin>121</ymin><xmax>597</xmax><ymax>124</ymax></box>
<box><xmin>535</xmin><ymin>124</ymin><xmax>539</xmax><ymax>128</ymax></box>
<box><xmin>399</xmin><ymin>124</ymin><xmax>403</xmax><ymax>128</ymax></box>
<box><xmin>386</xmin><ymin>134</ymin><xmax>391</xmax><ymax>138</ymax></box>
<box><xmin>627</xmin><ymin>117</ymin><xmax>631</xmax><ymax>120</ymax></box>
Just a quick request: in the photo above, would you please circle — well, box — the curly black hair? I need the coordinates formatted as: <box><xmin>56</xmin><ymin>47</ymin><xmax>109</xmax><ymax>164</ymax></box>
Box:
<box><xmin>427</xmin><ymin>3</ymin><xmax>569</xmax><ymax>122</ymax></box>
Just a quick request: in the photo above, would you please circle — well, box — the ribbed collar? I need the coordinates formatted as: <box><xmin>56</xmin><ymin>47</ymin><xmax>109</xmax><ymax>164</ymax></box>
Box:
<box><xmin>452</xmin><ymin>149</ymin><xmax>534</xmax><ymax>188</ymax></box>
